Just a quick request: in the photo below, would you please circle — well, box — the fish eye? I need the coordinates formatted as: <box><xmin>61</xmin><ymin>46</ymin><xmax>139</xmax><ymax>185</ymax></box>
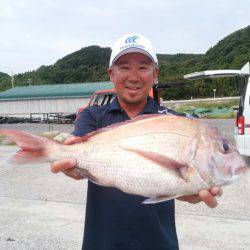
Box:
<box><xmin>222</xmin><ymin>142</ymin><xmax>230</xmax><ymax>153</ymax></box>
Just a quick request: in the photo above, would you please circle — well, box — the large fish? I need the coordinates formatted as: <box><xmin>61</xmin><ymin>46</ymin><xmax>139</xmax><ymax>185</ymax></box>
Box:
<box><xmin>0</xmin><ymin>114</ymin><xmax>247</xmax><ymax>203</ymax></box>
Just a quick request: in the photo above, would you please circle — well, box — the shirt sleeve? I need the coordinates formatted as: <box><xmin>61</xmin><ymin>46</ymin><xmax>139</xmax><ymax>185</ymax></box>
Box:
<box><xmin>72</xmin><ymin>108</ymin><xmax>97</xmax><ymax>137</ymax></box>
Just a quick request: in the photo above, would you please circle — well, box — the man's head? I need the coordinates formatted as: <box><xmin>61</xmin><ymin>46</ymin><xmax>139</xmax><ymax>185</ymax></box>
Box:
<box><xmin>109</xmin><ymin>33</ymin><xmax>158</xmax><ymax>68</ymax></box>
<box><xmin>108</xmin><ymin>33</ymin><xmax>159</xmax><ymax>107</ymax></box>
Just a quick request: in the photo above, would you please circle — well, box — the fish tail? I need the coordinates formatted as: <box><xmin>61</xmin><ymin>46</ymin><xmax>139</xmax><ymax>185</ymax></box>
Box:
<box><xmin>0</xmin><ymin>129</ymin><xmax>55</xmax><ymax>164</ymax></box>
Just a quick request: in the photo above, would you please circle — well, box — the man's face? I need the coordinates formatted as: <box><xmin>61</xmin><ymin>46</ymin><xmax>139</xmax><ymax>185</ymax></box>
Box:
<box><xmin>108</xmin><ymin>53</ymin><xmax>159</xmax><ymax>106</ymax></box>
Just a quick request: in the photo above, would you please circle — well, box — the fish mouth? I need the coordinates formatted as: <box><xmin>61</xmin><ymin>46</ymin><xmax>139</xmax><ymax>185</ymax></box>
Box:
<box><xmin>235</xmin><ymin>166</ymin><xmax>247</xmax><ymax>175</ymax></box>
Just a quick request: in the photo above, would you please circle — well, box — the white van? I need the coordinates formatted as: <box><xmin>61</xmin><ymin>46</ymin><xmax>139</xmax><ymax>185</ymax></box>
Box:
<box><xmin>184</xmin><ymin>62</ymin><xmax>250</xmax><ymax>157</ymax></box>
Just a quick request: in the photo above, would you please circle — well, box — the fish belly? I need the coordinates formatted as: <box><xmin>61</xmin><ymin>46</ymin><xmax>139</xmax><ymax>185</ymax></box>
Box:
<box><xmin>78</xmin><ymin>141</ymin><xmax>191</xmax><ymax>197</ymax></box>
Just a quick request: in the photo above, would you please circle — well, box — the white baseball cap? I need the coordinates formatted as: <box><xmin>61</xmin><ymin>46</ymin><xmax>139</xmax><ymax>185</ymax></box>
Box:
<box><xmin>109</xmin><ymin>33</ymin><xmax>158</xmax><ymax>67</ymax></box>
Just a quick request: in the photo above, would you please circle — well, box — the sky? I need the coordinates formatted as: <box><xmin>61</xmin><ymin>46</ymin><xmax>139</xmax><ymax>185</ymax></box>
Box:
<box><xmin>0</xmin><ymin>0</ymin><xmax>249</xmax><ymax>75</ymax></box>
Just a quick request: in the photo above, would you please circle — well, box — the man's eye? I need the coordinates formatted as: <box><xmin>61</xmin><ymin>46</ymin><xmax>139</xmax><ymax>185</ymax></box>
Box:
<box><xmin>139</xmin><ymin>66</ymin><xmax>149</xmax><ymax>71</ymax></box>
<box><xmin>120</xmin><ymin>66</ymin><xmax>129</xmax><ymax>70</ymax></box>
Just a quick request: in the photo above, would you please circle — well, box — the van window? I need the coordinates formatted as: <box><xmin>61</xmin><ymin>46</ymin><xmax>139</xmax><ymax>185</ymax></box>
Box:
<box><xmin>238</xmin><ymin>76</ymin><xmax>248</xmax><ymax>115</ymax></box>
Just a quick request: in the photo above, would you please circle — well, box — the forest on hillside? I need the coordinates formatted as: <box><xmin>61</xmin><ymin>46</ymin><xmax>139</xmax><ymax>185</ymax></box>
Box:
<box><xmin>0</xmin><ymin>26</ymin><xmax>249</xmax><ymax>100</ymax></box>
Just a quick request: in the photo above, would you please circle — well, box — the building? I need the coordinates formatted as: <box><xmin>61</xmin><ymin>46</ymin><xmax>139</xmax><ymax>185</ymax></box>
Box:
<box><xmin>0</xmin><ymin>82</ymin><xmax>114</xmax><ymax>116</ymax></box>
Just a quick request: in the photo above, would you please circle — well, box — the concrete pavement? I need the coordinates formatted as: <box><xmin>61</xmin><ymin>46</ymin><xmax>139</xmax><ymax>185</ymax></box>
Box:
<box><xmin>0</xmin><ymin>147</ymin><xmax>86</xmax><ymax>249</ymax></box>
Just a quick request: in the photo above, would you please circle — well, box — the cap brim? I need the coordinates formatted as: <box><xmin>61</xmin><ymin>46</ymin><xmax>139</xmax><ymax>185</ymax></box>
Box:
<box><xmin>110</xmin><ymin>47</ymin><xmax>156</xmax><ymax>67</ymax></box>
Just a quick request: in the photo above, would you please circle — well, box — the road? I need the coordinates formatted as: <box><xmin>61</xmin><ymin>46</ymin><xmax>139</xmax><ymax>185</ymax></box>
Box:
<box><xmin>0</xmin><ymin>120</ymin><xmax>249</xmax><ymax>249</ymax></box>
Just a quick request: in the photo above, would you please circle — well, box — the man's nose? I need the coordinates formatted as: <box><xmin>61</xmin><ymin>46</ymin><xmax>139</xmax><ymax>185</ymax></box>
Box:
<box><xmin>128</xmin><ymin>67</ymin><xmax>139</xmax><ymax>82</ymax></box>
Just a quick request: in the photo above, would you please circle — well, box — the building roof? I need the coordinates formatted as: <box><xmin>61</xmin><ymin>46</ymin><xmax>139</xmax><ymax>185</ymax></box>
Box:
<box><xmin>0</xmin><ymin>81</ymin><xmax>114</xmax><ymax>100</ymax></box>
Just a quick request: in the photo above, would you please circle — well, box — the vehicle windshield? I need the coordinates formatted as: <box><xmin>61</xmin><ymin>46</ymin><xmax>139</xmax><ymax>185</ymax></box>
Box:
<box><xmin>89</xmin><ymin>93</ymin><xmax>116</xmax><ymax>107</ymax></box>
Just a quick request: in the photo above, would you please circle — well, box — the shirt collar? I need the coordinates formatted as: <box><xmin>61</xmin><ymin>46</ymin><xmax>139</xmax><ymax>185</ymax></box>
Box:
<box><xmin>108</xmin><ymin>97</ymin><xmax>122</xmax><ymax>112</ymax></box>
<box><xmin>108</xmin><ymin>96</ymin><xmax>158</xmax><ymax>114</ymax></box>
<box><xmin>139</xmin><ymin>97</ymin><xmax>159</xmax><ymax>114</ymax></box>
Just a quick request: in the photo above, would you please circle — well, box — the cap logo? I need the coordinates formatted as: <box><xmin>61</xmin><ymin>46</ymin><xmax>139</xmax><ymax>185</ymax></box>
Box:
<box><xmin>119</xmin><ymin>35</ymin><xmax>145</xmax><ymax>51</ymax></box>
<box><xmin>125</xmin><ymin>35</ymin><xmax>139</xmax><ymax>44</ymax></box>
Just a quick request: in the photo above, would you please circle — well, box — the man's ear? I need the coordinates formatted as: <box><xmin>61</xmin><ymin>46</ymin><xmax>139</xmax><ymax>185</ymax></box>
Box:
<box><xmin>107</xmin><ymin>68</ymin><xmax>114</xmax><ymax>82</ymax></box>
<box><xmin>153</xmin><ymin>66</ymin><xmax>159</xmax><ymax>84</ymax></box>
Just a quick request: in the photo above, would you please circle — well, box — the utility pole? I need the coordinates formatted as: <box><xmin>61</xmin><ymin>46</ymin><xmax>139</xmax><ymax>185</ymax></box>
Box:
<box><xmin>27</xmin><ymin>79</ymin><xmax>32</xmax><ymax>86</ymax></box>
<box><xmin>213</xmin><ymin>89</ymin><xmax>216</xmax><ymax>98</ymax></box>
<box><xmin>11</xmin><ymin>71</ymin><xmax>15</xmax><ymax>88</ymax></box>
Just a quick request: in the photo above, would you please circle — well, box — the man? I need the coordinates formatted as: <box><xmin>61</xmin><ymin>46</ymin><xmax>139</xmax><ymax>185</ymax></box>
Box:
<box><xmin>51</xmin><ymin>33</ymin><xmax>222</xmax><ymax>250</ymax></box>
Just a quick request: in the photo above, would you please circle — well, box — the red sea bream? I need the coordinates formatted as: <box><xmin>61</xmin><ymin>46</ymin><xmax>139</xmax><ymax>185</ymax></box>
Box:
<box><xmin>0</xmin><ymin>114</ymin><xmax>247</xmax><ymax>203</ymax></box>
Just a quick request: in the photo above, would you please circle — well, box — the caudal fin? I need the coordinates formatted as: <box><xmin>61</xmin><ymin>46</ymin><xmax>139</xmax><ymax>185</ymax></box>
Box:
<box><xmin>0</xmin><ymin>129</ymin><xmax>51</xmax><ymax>164</ymax></box>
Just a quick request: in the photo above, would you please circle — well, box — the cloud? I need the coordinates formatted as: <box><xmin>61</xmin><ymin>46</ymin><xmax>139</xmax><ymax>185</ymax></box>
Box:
<box><xmin>0</xmin><ymin>0</ymin><xmax>249</xmax><ymax>73</ymax></box>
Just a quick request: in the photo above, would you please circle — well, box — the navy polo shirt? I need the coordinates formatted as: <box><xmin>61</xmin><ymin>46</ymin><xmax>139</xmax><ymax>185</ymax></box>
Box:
<box><xmin>73</xmin><ymin>97</ymin><xmax>179</xmax><ymax>250</ymax></box>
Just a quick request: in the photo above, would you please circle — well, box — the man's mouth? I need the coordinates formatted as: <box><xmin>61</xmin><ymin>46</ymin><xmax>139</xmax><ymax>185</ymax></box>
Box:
<box><xmin>126</xmin><ymin>86</ymin><xmax>141</xmax><ymax>90</ymax></box>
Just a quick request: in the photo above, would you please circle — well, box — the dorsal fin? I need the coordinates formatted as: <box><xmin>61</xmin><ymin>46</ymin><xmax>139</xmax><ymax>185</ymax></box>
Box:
<box><xmin>130</xmin><ymin>113</ymin><xmax>163</xmax><ymax>122</ymax></box>
<box><xmin>77</xmin><ymin>114</ymin><xmax>164</xmax><ymax>141</ymax></box>
<box><xmin>101</xmin><ymin>114</ymin><xmax>163</xmax><ymax>131</ymax></box>
<box><xmin>70</xmin><ymin>131</ymin><xmax>100</xmax><ymax>143</ymax></box>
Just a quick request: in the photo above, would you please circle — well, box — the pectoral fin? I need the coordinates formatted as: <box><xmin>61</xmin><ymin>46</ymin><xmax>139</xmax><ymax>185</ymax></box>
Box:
<box><xmin>120</xmin><ymin>146</ymin><xmax>187</xmax><ymax>176</ymax></box>
<box><xmin>143</xmin><ymin>195</ymin><xmax>178</xmax><ymax>204</ymax></box>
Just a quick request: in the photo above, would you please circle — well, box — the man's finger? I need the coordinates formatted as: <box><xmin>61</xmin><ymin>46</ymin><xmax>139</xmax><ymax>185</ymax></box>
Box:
<box><xmin>210</xmin><ymin>186</ymin><xmax>223</xmax><ymax>197</ymax></box>
<box><xmin>51</xmin><ymin>158</ymin><xmax>76</xmax><ymax>173</ymax></box>
<box><xmin>199</xmin><ymin>190</ymin><xmax>218</xmax><ymax>208</ymax></box>
<box><xmin>177</xmin><ymin>194</ymin><xmax>201</xmax><ymax>204</ymax></box>
<box><xmin>62</xmin><ymin>169</ymin><xmax>84</xmax><ymax>180</ymax></box>
<box><xmin>64</xmin><ymin>136</ymin><xmax>82</xmax><ymax>145</ymax></box>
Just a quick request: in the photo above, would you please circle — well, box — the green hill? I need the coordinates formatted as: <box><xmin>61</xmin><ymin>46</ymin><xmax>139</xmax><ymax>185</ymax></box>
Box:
<box><xmin>1</xmin><ymin>25</ymin><xmax>249</xmax><ymax>99</ymax></box>
<box><xmin>13</xmin><ymin>46</ymin><xmax>111</xmax><ymax>86</ymax></box>
<box><xmin>0</xmin><ymin>72</ymin><xmax>9</xmax><ymax>78</ymax></box>
<box><xmin>158</xmin><ymin>26</ymin><xmax>250</xmax><ymax>99</ymax></box>
<box><xmin>186</xmin><ymin>25</ymin><xmax>250</xmax><ymax>99</ymax></box>
<box><xmin>0</xmin><ymin>72</ymin><xmax>11</xmax><ymax>91</ymax></box>
<box><xmin>203</xmin><ymin>26</ymin><xmax>250</xmax><ymax>69</ymax></box>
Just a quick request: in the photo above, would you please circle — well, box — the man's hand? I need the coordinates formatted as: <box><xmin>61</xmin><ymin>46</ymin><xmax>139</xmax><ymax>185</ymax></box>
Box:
<box><xmin>177</xmin><ymin>186</ymin><xmax>222</xmax><ymax>208</ymax></box>
<box><xmin>50</xmin><ymin>136</ymin><xmax>84</xmax><ymax>180</ymax></box>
